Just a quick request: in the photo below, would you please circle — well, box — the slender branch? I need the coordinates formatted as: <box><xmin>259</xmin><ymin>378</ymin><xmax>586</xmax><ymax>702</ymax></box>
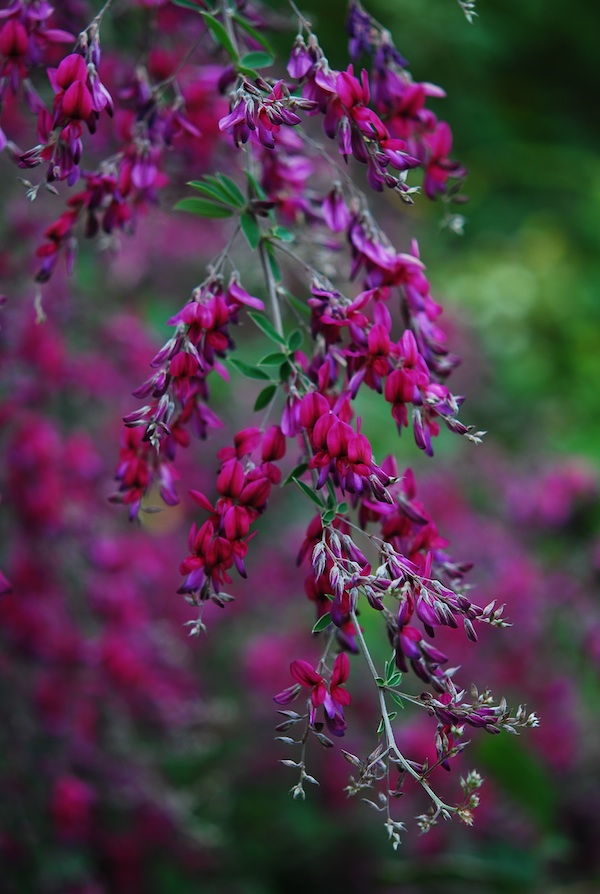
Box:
<box><xmin>207</xmin><ymin>223</ymin><xmax>242</xmax><ymax>279</ymax></box>
<box><xmin>289</xmin><ymin>0</ymin><xmax>312</xmax><ymax>29</ymax></box>
<box><xmin>316</xmin><ymin>627</ymin><xmax>336</xmax><ymax>673</ymax></box>
<box><xmin>220</xmin><ymin>0</ymin><xmax>241</xmax><ymax>58</ymax></box>
<box><xmin>259</xmin><ymin>240</ymin><xmax>284</xmax><ymax>339</ymax></box>
<box><xmin>298</xmin><ymin>131</ymin><xmax>364</xmax><ymax>205</ymax></box>
<box><xmin>271</xmin><ymin>239</ymin><xmax>325</xmax><ymax>279</ymax></box>
<box><xmin>350</xmin><ymin>609</ymin><xmax>455</xmax><ymax>816</ymax></box>
<box><xmin>153</xmin><ymin>27</ymin><xmax>210</xmax><ymax>97</ymax></box>
<box><xmin>89</xmin><ymin>0</ymin><xmax>117</xmax><ymax>29</ymax></box>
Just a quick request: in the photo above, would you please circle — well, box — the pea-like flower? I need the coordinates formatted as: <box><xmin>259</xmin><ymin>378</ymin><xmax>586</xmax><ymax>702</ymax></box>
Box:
<box><xmin>274</xmin><ymin>653</ymin><xmax>352</xmax><ymax>737</ymax></box>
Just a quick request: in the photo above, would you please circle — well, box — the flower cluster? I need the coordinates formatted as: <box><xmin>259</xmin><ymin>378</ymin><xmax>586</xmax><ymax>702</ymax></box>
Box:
<box><xmin>0</xmin><ymin>0</ymin><xmax>546</xmax><ymax>851</ymax></box>
<box><xmin>274</xmin><ymin>652</ymin><xmax>352</xmax><ymax>737</ymax></box>
<box><xmin>17</xmin><ymin>48</ymin><xmax>113</xmax><ymax>185</ymax></box>
<box><xmin>32</xmin><ymin>56</ymin><xmax>216</xmax><ymax>280</ymax></box>
<box><xmin>346</xmin><ymin>0</ymin><xmax>466</xmax><ymax>199</ymax></box>
<box><xmin>179</xmin><ymin>425</ymin><xmax>285</xmax><ymax>603</ymax></box>
<box><xmin>284</xmin><ymin>2</ymin><xmax>465</xmax><ymax>203</ymax></box>
<box><xmin>1</xmin><ymin>2</ymin><xmax>226</xmax><ymax>283</ymax></box>
<box><xmin>297</xmin><ymin>390</ymin><xmax>393</xmax><ymax>498</ymax></box>
<box><xmin>0</xmin><ymin>1</ymin><xmax>74</xmax><ymax>123</ymax></box>
<box><xmin>303</xmin><ymin>256</ymin><xmax>473</xmax><ymax>456</ymax></box>
<box><xmin>0</xmin><ymin>302</ymin><xmax>237</xmax><ymax>889</ymax></box>
<box><xmin>219</xmin><ymin>76</ymin><xmax>317</xmax><ymax>149</ymax></box>
<box><xmin>113</xmin><ymin>275</ymin><xmax>262</xmax><ymax>517</ymax></box>
<box><xmin>288</xmin><ymin>34</ymin><xmax>421</xmax><ymax>197</ymax></box>
<box><xmin>120</xmin><ymin>0</ymin><xmax>530</xmax><ymax>830</ymax></box>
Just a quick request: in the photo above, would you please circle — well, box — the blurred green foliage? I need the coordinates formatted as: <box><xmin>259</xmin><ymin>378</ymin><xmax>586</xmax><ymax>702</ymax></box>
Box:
<box><xmin>279</xmin><ymin>0</ymin><xmax>600</xmax><ymax>461</ymax></box>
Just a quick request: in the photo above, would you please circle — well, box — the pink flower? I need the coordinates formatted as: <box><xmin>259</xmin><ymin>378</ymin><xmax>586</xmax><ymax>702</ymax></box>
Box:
<box><xmin>51</xmin><ymin>775</ymin><xmax>95</xmax><ymax>840</ymax></box>
<box><xmin>54</xmin><ymin>53</ymin><xmax>88</xmax><ymax>89</ymax></box>
<box><xmin>61</xmin><ymin>79</ymin><xmax>93</xmax><ymax>120</ymax></box>
<box><xmin>274</xmin><ymin>653</ymin><xmax>352</xmax><ymax>736</ymax></box>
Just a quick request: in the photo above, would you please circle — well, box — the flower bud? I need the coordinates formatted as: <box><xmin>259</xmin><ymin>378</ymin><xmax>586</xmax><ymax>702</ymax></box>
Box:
<box><xmin>261</xmin><ymin>425</ymin><xmax>286</xmax><ymax>462</ymax></box>
<box><xmin>62</xmin><ymin>81</ymin><xmax>93</xmax><ymax>120</ymax></box>
<box><xmin>287</xmin><ymin>36</ymin><xmax>314</xmax><ymax>79</ymax></box>
<box><xmin>239</xmin><ymin>476</ymin><xmax>271</xmax><ymax>510</ymax></box>
<box><xmin>0</xmin><ymin>19</ymin><xmax>28</xmax><ymax>58</ymax></box>
<box><xmin>233</xmin><ymin>427</ymin><xmax>261</xmax><ymax>458</ymax></box>
<box><xmin>223</xmin><ymin>505</ymin><xmax>250</xmax><ymax>541</ymax></box>
<box><xmin>170</xmin><ymin>351</ymin><xmax>198</xmax><ymax>379</ymax></box>
<box><xmin>299</xmin><ymin>392</ymin><xmax>329</xmax><ymax>430</ymax></box>
<box><xmin>56</xmin><ymin>53</ymin><xmax>88</xmax><ymax>89</ymax></box>
<box><xmin>216</xmin><ymin>459</ymin><xmax>245</xmax><ymax>499</ymax></box>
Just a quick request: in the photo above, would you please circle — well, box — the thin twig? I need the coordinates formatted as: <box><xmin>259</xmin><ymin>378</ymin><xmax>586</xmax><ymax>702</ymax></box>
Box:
<box><xmin>350</xmin><ymin>609</ymin><xmax>455</xmax><ymax>816</ymax></box>
<box><xmin>259</xmin><ymin>240</ymin><xmax>284</xmax><ymax>339</ymax></box>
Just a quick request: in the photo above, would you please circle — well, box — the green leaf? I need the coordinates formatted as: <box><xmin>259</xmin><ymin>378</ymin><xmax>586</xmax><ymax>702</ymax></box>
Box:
<box><xmin>284</xmin><ymin>289</ymin><xmax>311</xmax><ymax>319</ymax></box>
<box><xmin>248</xmin><ymin>311</ymin><xmax>286</xmax><ymax>345</ymax></box>
<box><xmin>171</xmin><ymin>0</ymin><xmax>203</xmax><ymax>10</ymax></box>
<box><xmin>325</xmin><ymin>478</ymin><xmax>337</xmax><ymax>508</ymax></box>
<box><xmin>258</xmin><ymin>351</ymin><xmax>287</xmax><ymax>366</ymax></box>
<box><xmin>278</xmin><ymin>359</ymin><xmax>292</xmax><ymax>383</ymax></box>
<box><xmin>198</xmin><ymin>174</ymin><xmax>245</xmax><ymax>207</ymax></box>
<box><xmin>337</xmin><ymin>501</ymin><xmax>349</xmax><ymax>515</ymax></box>
<box><xmin>174</xmin><ymin>197</ymin><xmax>234</xmax><ymax>218</ymax></box>
<box><xmin>271</xmin><ymin>225</ymin><xmax>295</xmax><ymax>243</ymax></box>
<box><xmin>254</xmin><ymin>383</ymin><xmax>277</xmax><ymax>411</ymax></box>
<box><xmin>287</xmin><ymin>328</ymin><xmax>303</xmax><ymax>352</ymax></box>
<box><xmin>321</xmin><ymin>509</ymin><xmax>336</xmax><ymax>526</ymax></box>
<box><xmin>187</xmin><ymin>180</ymin><xmax>237</xmax><ymax>206</ymax></box>
<box><xmin>312</xmin><ymin>612</ymin><xmax>332</xmax><ymax>634</ymax></box>
<box><xmin>375</xmin><ymin>677</ymin><xmax>386</xmax><ymax>688</ymax></box>
<box><xmin>216</xmin><ymin>174</ymin><xmax>246</xmax><ymax>207</ymax></box>
<box><xmin>283</xmin><ymin>462</ymin><xmax>308</xmax><ymax>486</ymax></box>
<box><xmin>293</xmin><ymin>478</ymin><xmax>325</xmax><ymax>509</ymax></box>
<box><xmin>201</xmin><ymin>12</ymin><xmax>237</xmax><ymax>60</ymax></box>
<box><xmin>386</xmin><ymin>671</ymin><xmax>403</xmax><ymax>689</ymax></box>
<box><xmin>236</xmin><ymin>65</ymin><xmax>260</xmax><ymax>78</ymax></box>
<box><xmin>228</xmin><ymin>357</ymin><xmax>271</xmax><ymax>380</ymax></box>
<box><xmin>265</xmin><ymin>242</ymin><xmax>282</xmax><ymax>281</ymax></box>
<box><xmin>241</xmin><ymin>211</ymin><xmax>261</xmax><ymax>250</ymax></box>
<box><xmin>389</xmin><ymin>692</ymin><xmax>405</xmax><ymax>709</ymax></box>
<box><xmin>245</xmin><ymin>171</ymin><xmax>267</xmax><ymax>201</ymax></box>
<box><xmin>232</xmin><ymin>11</ymin><xmax>275</xmax><ymax>56</ymax></box>
<box><xmin>187</xmin><ymin>176</ymin><xmax>245</xmax><ymax>209</ymax></box>
<box><xmin>240</xmin><ymin>51</ymin><xmax>274</xmax><ymax>69</ymax></box>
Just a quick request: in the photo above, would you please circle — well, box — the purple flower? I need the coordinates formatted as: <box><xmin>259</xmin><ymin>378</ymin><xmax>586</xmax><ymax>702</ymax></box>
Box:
<box><xmin>274</xmin><ymin>654</ymin><xmax>352</xmax><ymax>736</ymax></box>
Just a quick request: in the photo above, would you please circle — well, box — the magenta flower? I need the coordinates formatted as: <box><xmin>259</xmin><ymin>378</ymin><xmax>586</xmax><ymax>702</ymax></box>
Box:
<box><xmin>321</xmin><ymin>183</ymin><xmax>351</xmax><ymax>233</ymax></box>
<box><xmin>51</xmin><ymin>775</ymin><xmax>95</xmax><ymax>841</ymax></box>
<box><xmin>420</xmin><ymin>121</ymin><xmax>466</xmax><ymax>199</ymax></box>
<box><xmin>261</xmin><ymin>425</ymin><xmax>286</xmax><ymax>462</ymax></box>
<box><xmin>0</xmin><ymin>568</ymin><xmax>11</xmax><ymax>595</ymax></box>
<box><xmin>226</xmin><ymin>276</ymin><xmax>265</xmax><ymax>313</ymax></box>
<box><xmin>0</xmin><ymin>18</ymin><xmax>29</xmax><ymax>91</ymax></box>
<box><xmin>287</xmin><ymin>35</ymin><xmax>315</xmax><ymax>80</ymax></box>
<box><xmin>274</xmin><ymin>653</ymin><xmax>352</xmax><ymax>737</ymax></box>
<box><xmin>219</xmin><ymin>78</ymin><xmax>315</xmax><ymax>149</ymax></box>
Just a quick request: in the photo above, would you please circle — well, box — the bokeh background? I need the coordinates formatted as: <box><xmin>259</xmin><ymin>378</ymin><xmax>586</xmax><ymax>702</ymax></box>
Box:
<box><xmin>1</xmin><ymin>0</ymin><xmax>599</xmax><ymax>891</ymax></box>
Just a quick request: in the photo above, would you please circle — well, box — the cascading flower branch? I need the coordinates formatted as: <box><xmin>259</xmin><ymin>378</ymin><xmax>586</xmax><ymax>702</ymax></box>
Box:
<box><xmin>1</xmin><ymin>0</ymin><xmax>222</xmax><ymax>287</ymax></box>
<box><xmin>2</xmin><ymin>0</ymin><xmax>536</xmax><ymax>845</ymax></box>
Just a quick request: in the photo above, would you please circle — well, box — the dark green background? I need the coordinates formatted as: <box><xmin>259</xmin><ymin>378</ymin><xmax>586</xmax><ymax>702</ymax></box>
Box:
<box><xmin>273</xmin><ymin>0</ymin><xmax>600</xmax><ymax>462</ymax></box>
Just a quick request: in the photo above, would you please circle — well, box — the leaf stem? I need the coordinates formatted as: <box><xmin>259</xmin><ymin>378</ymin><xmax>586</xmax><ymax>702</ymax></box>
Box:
<box><xmin>259</xmin><ymin>240</ymin><xmax>284</xmax><ymax>339</ymax></box>
<box><xmin>220</xmin><ymin>0</ymin><xmax>241</xmax><ymax>58</ymax></box>
<box><xmin>350</xmin><ymin>609</ymin><xmax>455</xmax><ymax>817</ymax></box>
